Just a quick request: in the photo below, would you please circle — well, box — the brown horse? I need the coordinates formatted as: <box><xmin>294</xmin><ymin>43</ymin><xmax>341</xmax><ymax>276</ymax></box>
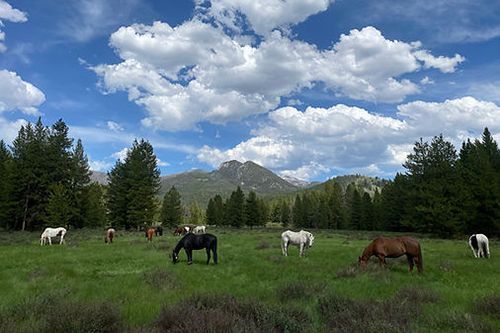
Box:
<box><xmin>146</xmin><ymin>228</ymin><xmax>155</xmax><ymax>242</ymax></box>
<box><xmin>104</xmin><ymin>228</ymin><xmax>115</xmax><ymax>244</ymax></box>
<box><xmin>358</xmin><ymin>237</ymin><xmax>423</xmax><ymax>273</ymax></box>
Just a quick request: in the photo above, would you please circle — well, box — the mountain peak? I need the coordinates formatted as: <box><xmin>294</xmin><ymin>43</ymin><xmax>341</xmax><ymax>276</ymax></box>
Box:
<box><xmin>218</xmin><ymin>160</ymin><xmax>243</xmax><ymax>170</ymax></box>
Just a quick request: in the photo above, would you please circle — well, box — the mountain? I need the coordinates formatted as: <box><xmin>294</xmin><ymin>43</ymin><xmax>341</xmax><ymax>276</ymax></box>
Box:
<box><xmin>310</xmin><ymin>174</ymin><xmax>389</xmax><ymax>196</ymax></box>
<box><xmin>159</xmin><ymin>160</ymin><xmax>299</xmax><ymax>205</ymax></box>
<box><xmin>281</xmin><ymin>175</ymin><xmax>315</xmax><ymax>188</ymax></box>
<box><xmin>90</xmin><ymin>171</ymin><xmax>108</xmax><ymax>185</ymax></box>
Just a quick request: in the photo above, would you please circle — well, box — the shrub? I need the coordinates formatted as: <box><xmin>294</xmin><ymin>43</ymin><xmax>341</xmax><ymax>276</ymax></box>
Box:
<box><xmin>276</xmin><ymin>281</ymin><xmax>324</xmax><ymax>302</ymax></box>
<box><xmin>143</xmin><ymin>268</ymin><xmax>180</xmax><ymax>290</ymax></box>
<box><xmin>154</xmin><ymin>294</ymin><xmax>311</xmax><ymax>333</ymax></box>
<box><xmin>473</xmin><ymin>294</ymin><xmax>500</xmax><ymax>318</ymax></box>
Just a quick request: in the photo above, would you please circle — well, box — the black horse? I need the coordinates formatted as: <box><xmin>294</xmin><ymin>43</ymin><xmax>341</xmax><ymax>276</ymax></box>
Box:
<box><xmin>172</xmin><ymin>233</ymin><xmax>218</xmax><ymax>265</ymax></box>
<box><xmin>155</xmin><ymin>226</ymin><xmax>163</xmax><ymax>236</ymax></box>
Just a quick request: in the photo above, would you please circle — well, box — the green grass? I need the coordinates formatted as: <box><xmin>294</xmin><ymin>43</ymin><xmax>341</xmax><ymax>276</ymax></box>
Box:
<box><xmin>0</xmin><ymin>228</ymin><xmax>498</xmax><ymax>332</ymax></box>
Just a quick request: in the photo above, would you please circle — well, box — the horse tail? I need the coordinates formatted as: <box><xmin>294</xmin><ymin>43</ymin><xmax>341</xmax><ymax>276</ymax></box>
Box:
<box><xmin>417</xmin><ymin>243</ymin><xmax>423</xmax><ymax>273</ymax></box>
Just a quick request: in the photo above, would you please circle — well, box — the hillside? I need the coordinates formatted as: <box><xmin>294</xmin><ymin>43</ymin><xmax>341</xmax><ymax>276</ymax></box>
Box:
<box><xmin>310</xmin><ymin>174</ymin><xmax>389</xmax><ymax>196</ymax></box>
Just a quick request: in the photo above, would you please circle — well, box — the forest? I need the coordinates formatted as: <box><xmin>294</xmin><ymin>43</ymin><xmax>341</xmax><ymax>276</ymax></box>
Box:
<box><xmin>0</xmin><ymin>118</ymin><xmax>498</xmax><ymax>238</ymax></box>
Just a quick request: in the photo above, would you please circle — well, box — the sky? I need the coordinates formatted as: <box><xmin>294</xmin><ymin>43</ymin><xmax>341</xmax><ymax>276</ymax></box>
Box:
<box><xmin>1</xmin><ymin>0</ymin><xmax>500</xmax><ymax>181</ymax></box>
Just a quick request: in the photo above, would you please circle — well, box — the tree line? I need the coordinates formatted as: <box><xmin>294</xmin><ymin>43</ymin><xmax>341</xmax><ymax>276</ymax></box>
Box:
<box><xmin>1</xmin><ymin>118</ymin><xmax>498</xmax><ymax>238</ymax></box>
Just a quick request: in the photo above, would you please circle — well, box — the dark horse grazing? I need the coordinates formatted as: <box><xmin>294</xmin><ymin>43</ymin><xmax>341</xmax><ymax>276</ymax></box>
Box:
<box><xmin>172</xmin><ymin>233</ymin><xmax>218</xmax><ymax>265</ymax></box>
<box><xmin>358</xmin><ymin>236</ymin><xmax>423</xmax><ymax>273</ymax></box>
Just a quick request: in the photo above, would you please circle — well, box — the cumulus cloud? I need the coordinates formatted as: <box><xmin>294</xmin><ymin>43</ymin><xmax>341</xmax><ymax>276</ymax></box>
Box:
<box><xmin>0</xmin><ymin>116</ymin><xmax>28</xmax><ymax>143</ymax></box>
<box><xmin>196</xmin><ymin>0</ymin><xmax>333</xmax><ymax>36</ymax></box>
<box><xmin>197</xmin><ymin>97</ymin><xmax>500</xmax><ymax>180</ymax></box>
<box><xmin>0</xmin><ymin>0</ymin><xmax>27</xmax><ymax>52</ymax></box>
<box><xmin>92</xmin><ymin>21</ymin><xmax>463</xmax><ymax>131</ymax></box>
<box><xmin>0</xmin><ymin>70</ymin><xmax>45</xmax><ymax>114</ymax></box>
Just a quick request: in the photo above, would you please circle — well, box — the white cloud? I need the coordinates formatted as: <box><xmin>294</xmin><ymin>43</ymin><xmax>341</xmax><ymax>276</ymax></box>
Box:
<box><xmin>0</xmin><ymin>1</ymin><xmax>27</xmax><ymax>22</ymax></box>
<box><xmin>156</xmin><ymin>158</ymin><xmax>170</xmax><ymax>167</ymax></box>
<box><xmin>413</xmin><ymin>50</ymin><xmax>465</xmax><ymax>73</ymax></box>
<box><xmin>0</xmin><ymin>0</ymin><xmax>27</xmax><ymax>52</ymax></box>
<box><xmin>0</xmin><ymin>70</ymin><xmax>45</xmax><ymax>114</ymax></box>
<box><xmin>0</xmin><ymin>116</ymin><xmax>28</xmax><ymax>143</ymax></box>
<box><xmin>197</xmin><ymin>97</ymin><xmax>500</xmax><ymax>180</ymax></box>
<box><xmin>420</xmin><ymin>76</ymin><xmax>434</xmax><ymax>85</ymax></box>
<box><xmin>93</xmin><ymin>22</ymin><xmax>462</xmax><ymax>131</ymax></box>
<box><xmin>111</xmin><ymin>147</ymin><xmax>128</xmax><ymax>162</ymax></box>
<box><xmin>197</xmin><ymin>0</ymin><xmax>334</xmax><ymax>36</ymax></box>
<box><xmin>107</xmin><ymin>120</ymin><xmax>124</xmax><ymax>132</ymax></box>
<box><xmin>88</xmin><ymin>159</ymin><xmax>113</xmax><ymax>172</ymax></box>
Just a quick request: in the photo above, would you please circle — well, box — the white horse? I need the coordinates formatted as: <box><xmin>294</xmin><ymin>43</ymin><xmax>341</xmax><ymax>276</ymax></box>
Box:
<box><xmin>281</xmin><ymin>230</ymin><xmax>314</xmax><ymax>257</ymax></box>
<box><xmin>193</xmin><ymin>225</ymin><xmax>206</xmax><ymax>234</ymax></box>
<box><xmin>469</xmin><ymin>234</ymin><xmax>490</xmax><ymax>258</ymax></box>
<box><xmin>40</xmin><ymin>227</ymin><xmax>67</xmax><ymax>245</ymax></box>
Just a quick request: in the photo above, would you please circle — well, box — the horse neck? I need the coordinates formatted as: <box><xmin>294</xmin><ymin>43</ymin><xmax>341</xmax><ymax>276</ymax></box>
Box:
<box><xmin>362</xmin><ymin>245</ymin><xmax>374</xmax><ymax>259</ymax></box>
<box><xmin>173</xmin><ymin>241</ymin><xmax>184</xmax><ymax>254</ymax></box>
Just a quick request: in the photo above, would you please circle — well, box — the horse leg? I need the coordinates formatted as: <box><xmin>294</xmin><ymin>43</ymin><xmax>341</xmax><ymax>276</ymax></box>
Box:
<box><xmin>206</xmin><ymin>248</ymin><xmax>211</xmax><ymax>264</ymax></box>
<box><xmin>281</xmin><ymin>239</ymin><xmax>287</xmax><ymax>256</ymax></box>
<box><xmin>48</xmin><ymin>237</ymin><xmax>52</xmax><ymax>245</ymax></box>
<box><xmin>212</xmin><ymin>247</ymin><xmax>218</xmax><ymax>265</ymax></box>
<box><xmin>406</xmin><ymin>254</ymin><xmax>414</xmax><ymax>272</ymax></box>
<box><xmin>299</xmin><ymin>243</ymin><xmax>305</xmax><ymax>257</ymax></box>
<box><xmin>186</xmin><ymin>249</ymin><xmax>193</xmax><ymax>265</ymax></box>
<box><xmin>377</xmin><ymin>255</ymin><xmax>386</xmax><ymax>268</ymax></box>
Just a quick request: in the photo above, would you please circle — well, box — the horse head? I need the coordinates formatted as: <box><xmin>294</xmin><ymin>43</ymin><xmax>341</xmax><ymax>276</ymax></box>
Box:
<box><xmin>172</xmin><ymin>250</ymin><xmax>179</xmax><ymax>264</ymax></box>
<box><xmin>307</xmin><ymin>232</ymin><xmax>315</xmax><ymax>247</ymax></box>
<box><xmin>358</xmin><ymin>256</ymin><xmax>368</xmax><ymax>269</ymax></box>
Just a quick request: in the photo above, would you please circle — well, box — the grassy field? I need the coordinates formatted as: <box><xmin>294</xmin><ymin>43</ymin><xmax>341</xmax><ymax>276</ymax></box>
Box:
<box><xmin>0</xmin><ymin>228</ymin><xmax>498</xmax><ymax>332</ymax></box>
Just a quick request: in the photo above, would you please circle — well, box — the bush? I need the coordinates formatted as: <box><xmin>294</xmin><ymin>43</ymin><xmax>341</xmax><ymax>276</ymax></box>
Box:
<box><xmin>143</xmin><ymin>268</ymin><xmax>180</xmax><ymax>290</ymax></box>
<box><xmin>154</xmin><ymin>294</ymin><xmax>311</xmax><ymax>333</ymax></box>
<box><xmin>276</xmin><ymin>281</ymin><xmax>324</xmax><ymax>302</ymax></box>
<box><xmin>473</xmin><ymin>294</ymin><xmax>500</xmax><ymax>318</ymax></box>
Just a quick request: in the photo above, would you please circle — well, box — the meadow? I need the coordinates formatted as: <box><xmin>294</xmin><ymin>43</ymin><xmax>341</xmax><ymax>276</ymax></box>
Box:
<box><xmin>0</xmin><ymin>228</ymin><xmax>498</xmax><ymax>332</ymax></box>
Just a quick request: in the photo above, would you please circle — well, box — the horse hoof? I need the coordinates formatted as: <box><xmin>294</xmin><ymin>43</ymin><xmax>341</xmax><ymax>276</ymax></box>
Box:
<box><xmin>187</xmin><ymin>261</ymin><xmax>193</xmax><ymax>265</ymax></box>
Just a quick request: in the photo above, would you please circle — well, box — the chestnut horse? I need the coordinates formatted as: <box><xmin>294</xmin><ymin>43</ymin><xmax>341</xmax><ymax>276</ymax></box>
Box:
<box><xmin>358</xmin><ymin>237</ymin><xmax>423</xmax><ymax>273</ymax></box>
<box><xmin>146</xmin><ymin>228</ymin><xmax>155</xmax><ymax>242</ymax></box>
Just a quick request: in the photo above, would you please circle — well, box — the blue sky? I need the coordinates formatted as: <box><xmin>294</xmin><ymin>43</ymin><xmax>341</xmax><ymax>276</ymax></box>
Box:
<box><xmin>1</xmin><ymin>0</ymin><xmax>500</xmax><ymax>181</ymax></box>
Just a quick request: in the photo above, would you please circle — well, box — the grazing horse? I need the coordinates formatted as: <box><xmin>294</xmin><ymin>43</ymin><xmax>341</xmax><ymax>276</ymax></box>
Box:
<box><xmin>172</xmin><ymin>233</ymin><xmax>218</xmax><ymax>265</ymax></box>
<box><xmin>173</xmin><ymin>227</ymin><xmax>185</xmax><ymax>236</ymax></box>
<box><xmin>193</xmin><ymin>225</ymin><xmax>206</xmax><ymax>234</ymax></box>
<box><xmin>105</xmin><ymin>228</ymin><xmax>115</xmax><ymax>244</ymax></box>
<box><xmin>155</xmin><ymin>226</ymin><xmax>163</xmax><ymax>236</ymax></box>
<box><xmin>146</xmin><ymin>228</ymin><xmax>155</xmax><ymax>242</ymax></box>
<box><xmin>358</xmin><ymin>237</ymin><xmax>423</xmax><ymax>273</ymax></box>
<box><xmin>281</xmin><ymin>230</ymin><xmax>314</xmax><ymax>257</ymax></box>
<box><xmin>40</xmin><ymin>227</ymin><xmax>67</xmax><ymax>245</ymax></box>
<box><xmin>469</xmin><ymin>234</ymin><xmax>490</xmax><ymax>258</ymax></box>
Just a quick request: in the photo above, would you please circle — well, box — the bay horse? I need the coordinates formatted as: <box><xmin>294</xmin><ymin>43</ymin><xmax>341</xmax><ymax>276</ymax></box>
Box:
<box><xmin>146</xmin><ymin>228</ymin><xmax>155</xmax><ymax>242</ymax></box>
<box><xmin>173</xmin><ymin>226</ymin><xmax>189</xmax><ymax>236</ymax></box>
<box><xmin>40</xmin><ymin>227</ymin><xmax>67</xmax><ymax>245</ymax></box>
<box><xmin>281</xmin><ymin>230</ymin><xmax>314</xmax><ymax>257</ymax></box>
<box><xmin>172</xmin><ymin>233</ymin><xmax>217</xmax><ymax>265</ymax></box>
<box><xmin>105</xmin><ymin>228</ymin><xmax>115</xmax><ymax>244</ymax></box>
<box><xmin>358</xmin><ymin>236</ymin><xmax>423</xmax><ymax>273</ymax></box>
<box><xmin>468</xmin><ymin>234</ymin><xmax>490</xmax><ymax>258</ymax></box>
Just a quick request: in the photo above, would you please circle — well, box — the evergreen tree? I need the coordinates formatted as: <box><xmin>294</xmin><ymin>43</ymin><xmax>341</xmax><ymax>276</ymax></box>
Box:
<box><xmin>280</xmin><ymin>201</ymin><xmax>291</xmax><ymax>227</ymax></box>
<box><xmin>107</xmin><ymin>161</ymin><xmax>128</xmax><ymax>228</ymax></box>
<box><xmin>46</xmin><ymin>183</ymin><xmax>72</xmax><ymax>227</ymax></box>
<box><xmin>226</xmin><ymin>186</ymin><xmax>245</xmax><ymax>227</ymax></box>
<box><xmin>270</xmin><ymin>203</ymin><xmax>281</xmax><ymax>225</ymax></box>
<box><xmin>82</xmin><ymin>183</ymin><xmax>107</xmax><ymax>228</ymax></box>
<box><xmin>245</xmin><ymin>191</ymin><xmax>260</xmax><ymax>228</ymax></box>
<box><xmin>360</xmin><ymin>192</ymin><xmax>374</xmax><ymax>230</ymax></box>
<box><xmin>0</xmin><ymin>141</ymin><xmax>14</xmax><ymax>228</ymax></box>
<box><xmin>125</xmin><ymin>140</ymin><xmax>161</xmax><ymax>228</ymax></box>
<box><xmin>188</xmin><ymin>201</ymin><xmax>204</xmax><ymax>225</ymax></box>
<box><xmin>349</xmin><ymin>189</ymin><xmax>362</xmax><ymax>230</ymax></box>
<box><xmin>69</xmin><ymin>139</ymin><xmax>91</xmax><ymax>228</ymax></box>
<box><xmin>160</xmin><ymin>186</ymin><xmax>183</xmax><ymax>228</ymax></box>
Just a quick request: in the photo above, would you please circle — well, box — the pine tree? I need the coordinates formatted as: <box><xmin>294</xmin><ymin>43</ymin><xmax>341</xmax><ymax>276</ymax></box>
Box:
<box><xmin>0</xmin><ymin>141</ymin><xmax>14</xmax><ymax>228</ymax></box>
<box><xmin>160</xmin><ymin>186</ymin><xmax>183</xmax><ymax>228</ymax></box>
<box><xmin>82</xmin><ymin>183</ymin><xmax>107</xmax><ymax>228</ymax></box>
<box><xmin>46</xmin><ymin>183</ymin><xmax>72</xmax><ymax>227</ymax></box>
<box><xmin>107</xmin><ymin>161</ymin><xmax>128</xmax><ymax>228</ymax></box>
<box><xmin>360</xmin><ymin>192</ymin><xmax>374</xmax><ymax>230</ymax></box>
<box><xmin>188</xmin><ymin>201</ymin><xmax>204</xmax><ymax>225</ymax></box>
<box><xmin>270</xmin><ymin>203</ymin><xmax>281</xmax><ymax>225</ymax></box>
<box><xmin>280</xmin><ymin>201</ymin><xmax>291</xmax><ymax>227</ymax></box>
<box><xmin>226</xmin><ymin>186</ymin><xmax>245</xmax><ymax>227</ymax></box>
<box><xmin>349</xmin><ymin>189</ymin><xmax>362</xmax><ymax>230</ymax></box>
<box><xmin>245</xmin><ymin>191</ymin><xmax>260</xmax><ymax>228</ymax></box>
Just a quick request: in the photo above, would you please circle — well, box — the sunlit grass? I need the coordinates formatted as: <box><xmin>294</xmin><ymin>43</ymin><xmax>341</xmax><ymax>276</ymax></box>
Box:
<box><xmin>0</xmin><ymin>228</ymin><xmax>498</xmax><ymax>331</ymax></box>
